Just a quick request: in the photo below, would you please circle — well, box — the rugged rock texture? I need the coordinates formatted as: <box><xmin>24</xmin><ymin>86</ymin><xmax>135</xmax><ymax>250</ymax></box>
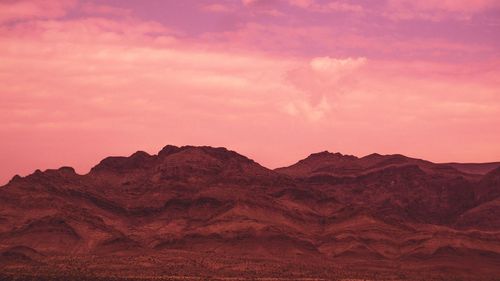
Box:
<box><xmin>0</xmin><ymin>146</ymin><xmax>499</xmax><ymax>280</ymax></box>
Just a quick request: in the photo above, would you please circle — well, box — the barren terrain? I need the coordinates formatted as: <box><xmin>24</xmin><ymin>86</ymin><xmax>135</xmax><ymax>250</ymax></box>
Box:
<box><xmin>1</xmin><ymin>145</ymin><xmax>499</xmax><ymax>280</ymax></box>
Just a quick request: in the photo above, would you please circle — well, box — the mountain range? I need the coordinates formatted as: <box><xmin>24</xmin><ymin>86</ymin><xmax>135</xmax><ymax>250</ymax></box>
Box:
<box><xmin>1</xmin><ymin>145</ymin><xmax>500</xmax><ymax>280</ymax></box>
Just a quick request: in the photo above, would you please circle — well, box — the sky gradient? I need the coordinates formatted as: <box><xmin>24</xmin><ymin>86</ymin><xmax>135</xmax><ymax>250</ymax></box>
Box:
<box><xmin>1</xmin><ymin>0</ymin><xmax>500</xmax><ymax>184</ymax></box>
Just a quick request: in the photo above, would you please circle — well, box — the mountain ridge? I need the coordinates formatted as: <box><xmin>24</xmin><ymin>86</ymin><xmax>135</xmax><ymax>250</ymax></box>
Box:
<box><xmin>7</xmin><ymin>145</ymin><xmax>500</xmax><ymax>184</ymax></box>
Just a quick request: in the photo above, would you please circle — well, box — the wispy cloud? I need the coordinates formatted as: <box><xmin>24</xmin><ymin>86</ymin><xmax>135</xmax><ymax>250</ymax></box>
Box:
<box><xmin>288</xmin><ymin>0</ymin><xmax>364</xmax><ymax>13</ymax></box>
<box><xmin>80</xmin><ymin>2</ymin><xmax>132</xmax><ymax>17</ymax></box>
<box><xmin>385</xmin><ymin>0</ymin><xmax>500</xmax><ymax>21</ymax></box>
<box><xmin>0</xmin><ymin>0</ymin><xmax>76</xmax><ymax>23</ymax></box>
<box><xmin>202</xmin><ymin>3</ymin><xmax>234</xmax><ymax>13</ymax></box>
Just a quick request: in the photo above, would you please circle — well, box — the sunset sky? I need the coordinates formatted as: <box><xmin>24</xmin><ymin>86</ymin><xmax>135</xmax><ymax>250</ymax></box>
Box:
<box><xmin>1</xmin><ymin>0</ymin><xmax>500</xmax><ymax>184</ymax></box>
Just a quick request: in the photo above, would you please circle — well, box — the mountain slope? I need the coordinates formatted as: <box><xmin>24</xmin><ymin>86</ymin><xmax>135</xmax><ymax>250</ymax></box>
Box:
<box><xmin>442</xmin><ymin>162</ymin><xmax>500</xmax><ymax>175</ymax></box>
<box><xmin>0</xmin><ymin>145</ymin><xmax>499</xmax><ymax>280</ymax></box>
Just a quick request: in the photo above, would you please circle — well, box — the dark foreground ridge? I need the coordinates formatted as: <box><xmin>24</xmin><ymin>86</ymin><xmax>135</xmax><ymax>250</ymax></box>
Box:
<box><xmin>1</xmin><ymin>145</ymin><xmax>500</xmax><ymax>280</ymax></box>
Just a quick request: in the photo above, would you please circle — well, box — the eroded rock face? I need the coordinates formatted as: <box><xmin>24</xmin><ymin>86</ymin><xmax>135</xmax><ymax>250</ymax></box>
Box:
<box><xmin>0</xmin><ymin>145</ymin><xmax>499</xmax><ymax>279</ymax></box>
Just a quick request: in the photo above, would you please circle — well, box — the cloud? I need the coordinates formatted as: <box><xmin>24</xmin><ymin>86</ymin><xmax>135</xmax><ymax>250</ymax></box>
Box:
<box><xmin>288</xmin><ymin>56</ymin><xmax>366</xmax><ymax>104</ymax></box>
<box><xmin>202</xmin><ymin>3</ymin><xmax>234</xmax><ymax>13</ymax></box>
<box><xmin>288</xmin><ymin>0</ymin><xmax>364</xmax><ymax>13</ymax></box>
<box><xmin>0</xmin><ymin>16</ymin><xmax>300</xmax><ymax>133</ymax></box>
<box><xmin>0</xmin><ymin>0</ymin><xmax>76</xmax><ymax>23</ymax></box>
<box><xmin>80</xmin><ymin>2</ymin><xmax>132</xmax><ymax>17</ymax></box>
<box><xmin>283</xmin><ymin>96</ymin><xmax>331</xmax><ymax>122</ymax></box>
<box><xmin>394</xmin><ymin>0</ymin><xmax>500</xmax><ymax>13</ymax></box>
<box><xmin>326</xmin><ymin>2</ymin><xmax>363</xmax><ymax>13</ymax></box>
<box><xmin>310</xmin><ymin>56</ymin><xmax>366</xmax><ymax>74</ymax></box>
<box><xmin>240</xmin><ymin>0</ymin><xmax>284</xmax><ymax>16</ymax></box>
<box><xmin>288</xmin><ymin>0</ymin><xmax>314</xmax><ymax>8</ymax></box>
<box><xmin>281</xmin><ymin>56</ymin><xmax>366</xmax><ymax>122</ymax></box>
<box><xmin>242</xmin><ymin>0</ymin><xmax>255</xmax><ymax>6</ymax></box>
<box><xmin>242</xmin><ymin>0</ymin><xmax>278</xmax><ymax>7</ymax></box>
<box><xmin>385</xmin><ymin>0</ymin><xmax>500</xmax><ymax>21</ymax></box>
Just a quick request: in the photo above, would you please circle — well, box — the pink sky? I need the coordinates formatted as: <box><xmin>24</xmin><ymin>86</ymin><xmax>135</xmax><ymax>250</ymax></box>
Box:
<box><xmin>1</xmin><ymin>0</ymin><xmax>500</xmax><ymax>184</ymax></box>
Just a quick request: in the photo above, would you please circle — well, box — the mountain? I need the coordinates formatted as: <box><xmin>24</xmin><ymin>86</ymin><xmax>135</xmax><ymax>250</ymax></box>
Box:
<box><xmin>441</xmin><ymin>162</ymin><xmax>500</xmax><ymax>175</ymax></box>
<box><xmin>275</xmin><ymin>151</ymin><xmax>475</xmax><ymax>178</ymax></box>
<box><xmin>0</xmin><ymin>146</ymin><xmax>499</xmax><ymax>280</ymax></box>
